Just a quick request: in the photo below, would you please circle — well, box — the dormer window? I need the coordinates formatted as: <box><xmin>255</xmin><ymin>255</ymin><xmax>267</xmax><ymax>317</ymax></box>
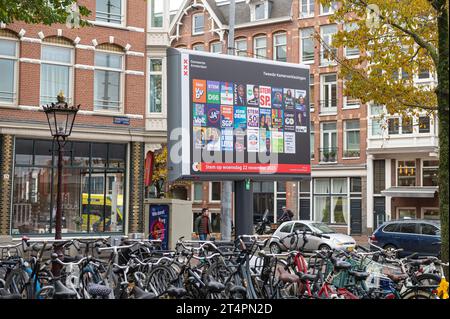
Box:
<box><xmin>192</xmin><ymin>13</ymin><xmax>205</xmax><ymax>35</ymax></box>
<box><xmin>251</xmin><ymin>1</ymin><xmax>271</xmax><ymax>21</ymax></box>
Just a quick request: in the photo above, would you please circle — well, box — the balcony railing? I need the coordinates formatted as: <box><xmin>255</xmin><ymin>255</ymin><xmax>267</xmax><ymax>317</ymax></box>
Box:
<box><xmin>320</xmin><ymin>147</ymin><xmax>338</xmax><ymax>163</ymax></box>
<box><xmin>319</xmin><ymin>99</ymin><xmax>338</xmax><ymax>113</ymax></box>
<box><xmin>343</xmin><ymin>149</ymin><xmax>360</xmax><ymax>158</ymax></box>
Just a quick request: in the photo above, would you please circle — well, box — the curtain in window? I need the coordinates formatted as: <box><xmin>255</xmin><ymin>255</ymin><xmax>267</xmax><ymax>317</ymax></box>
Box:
<box><xmin>315</xmin><ymin>196</ymin><xmax>330</xmax><ymax>223</ymax></box>
<box><xmin>332</xmin><ymin>196</ymin><xmax>348</xmax><ymax>224</ymax></box>
<box><xmin>332</xmin><ymin>178</ymin><xmax>347</xmax><ymax>194</ymax></box>
<box><xmin>346</xmin><ymin>131</ymin><xmax>360</xmax><ymax>151</ymax></box>
<box><xmin>314</xmin><ymin>178</ymin><xmax>330</xmax><ymax>194</ymax></box>
<box><xmin>40</xmin><ymin>64</ymin><xmax>70</xmax><ymax>104</ymax></box>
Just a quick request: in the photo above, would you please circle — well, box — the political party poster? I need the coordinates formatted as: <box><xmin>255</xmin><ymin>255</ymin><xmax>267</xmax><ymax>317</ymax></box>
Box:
<box><xmin>295</xmin><ymin>110</ymin><xmax>308</xmax><ymax>133</ymax></box>
<box><xmin>259</xmin><ymin>129</ymin><xmax>271</xmax><ymax>153</ymax></box>
<box><xmin>259</xmin><ymin>86</ymin><xmax>272</xmax><ymax>108</ymax></box>
<box><xmin>272</xmin><ymin>87</ymin><xmax>283</xmax><ymax>109</ymax></box>
<box><xmin>221</xmin><ymin>128</ymin><xmax>234</xmax><ymax>151</ymax></box>
<box><xmin>284</xmin><ymin>132</ymin><xmax>296</xmax><ymax>154</ymax></box>
<box><xmin>271</xmin><ymin>131</ymin><xmax>284</xmax><ymax>153</ymax></box>
<box><xmin>193</xmin><ymin>79</ymin><xmax>207</xmax><ymax>103</ymax></box>
<box><xmin>205</xmin><ymin>127</ymin><xmax>221</xmax><ymax>151</ymax></box>
<box><xmin>234</xmin><ymin>84</ymin><xmax>247</xmax><ymax>106</ymax></box>
<box><xmin>295</xmin><ymin>90</ymin><xmax>307</xmax><ymax>111</ymax></box>
<box><xmin>206</xmin><ymin>104</ymin><xmax>221</xmax><ymax>128</ymax></box>
<box><xmin>284</xmin><ymin>88</ymin><xmax>295</xmax><ymax>110</ymax></box>
<box><xmin>235</xmin><ymin>130</ymin><xmax>246</xmax><ymax>152</ymax></box>
<box><xmin>149</xmin><ymin>204</ymin><xmax>169</xmax><ymax>250</ymax></box>
<box><xmin>220</xmin><ymin>82</ymin><xmax>234</xmax><ymax>105</ymax></box>
<box><xmin>247</xmin><ymin>107</ymin><xmax>259</xmax><ymax>128</ymax></box>
<box><xmin>234</xmin><ymin>106</ymin><xmax>247</xmax><ymax>129</ymax></box>
<box><xmin>193</xmin><ymin>127</ymin><xmax>206</xmax><ymax>149</ymax></box>
<box><xmin>193</xmin><ymin>103</ymin><xmax>206</xmax><ymax>127</ymax></box>
<box><xmin>284</xmin><ymin>110</ymin><xmax>295</xmax><ymax>132</ymax></box>
<box><xmin>207</xmin><ymin>81</ymin><xmax>221</xmax><ymax>104</ymax></box>
<box><xmin>247</xmin><ymin>129</ymin><xmax>259</xmax><ymax>152</ymax></box>
<box><xmin>247</xmin><ymin>84</ymin><xmax>259</xmax><ymax>106</ymax></box>
<box><xmin>221</xmin><ymin>105</ymin><xmax>234</xmax><ymax>128</ymax></box>
<box><xmin>259</xmin><ymin>108</ymin><xmax>272</xmax><ymax>130</ymax></box>
<box><xmin>272</xmin><ymin>109</ymin><xmax>284</xmax><ymax>130</ymax></box>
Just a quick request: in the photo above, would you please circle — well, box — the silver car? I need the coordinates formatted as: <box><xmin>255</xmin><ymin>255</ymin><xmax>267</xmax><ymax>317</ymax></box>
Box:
<box><xmin>268</xmin><ymin>220</ymin><xmax>356</xmax><ymax>254</ymax></box>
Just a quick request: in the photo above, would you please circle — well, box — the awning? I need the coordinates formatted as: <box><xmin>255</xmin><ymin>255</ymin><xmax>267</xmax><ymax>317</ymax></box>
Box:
<box><xmin>381</xmin><ymin>186</ymin><xmax>438</xmax><ymax>198</ymax></box>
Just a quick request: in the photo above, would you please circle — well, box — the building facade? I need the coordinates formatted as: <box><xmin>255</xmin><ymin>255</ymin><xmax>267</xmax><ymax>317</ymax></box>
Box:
<box><xmin>164</xmin><ymin>0</ymin><xmax>368</xmax><ymax>235</ymax></box>
<box><xmin>0</xmin><ymin>0</ymin><xmax>149</xmax><ymax>236</ymax></box>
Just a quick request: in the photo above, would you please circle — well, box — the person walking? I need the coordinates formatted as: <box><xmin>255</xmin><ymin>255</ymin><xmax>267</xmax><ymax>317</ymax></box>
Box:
<box><xmin>195</xmin><ymin>207</ymin><xmax>212</xmax><ymax>241</ymax></box>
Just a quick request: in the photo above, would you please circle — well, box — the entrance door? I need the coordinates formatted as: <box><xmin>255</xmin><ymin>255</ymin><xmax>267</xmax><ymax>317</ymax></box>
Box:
<box><xmin>299</xmin><ymin>199</ymin><xmax>310</xmax><ymax>220</ymax></box>
<box><xmin>373</xmin><ymin>197</ymin><xmax>386</xmax><ymax>230</ymax></box>
<box><xmin>350</xmin><ymin>199</ymin><xmax>362</xmax><ymax>234</ymax></box>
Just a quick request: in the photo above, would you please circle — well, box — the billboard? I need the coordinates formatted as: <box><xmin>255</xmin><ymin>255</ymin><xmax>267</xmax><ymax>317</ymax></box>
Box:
<box><xmin>167</xmin><ymin>48</ymin><xmax>311</xmax><ymax>181</ymax></box>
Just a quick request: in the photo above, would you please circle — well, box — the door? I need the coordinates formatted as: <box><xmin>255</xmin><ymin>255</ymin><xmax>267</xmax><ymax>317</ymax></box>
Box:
<box><xmin>350</xmin><ymin>199</ymin><xmax>362</xmax><ymax>235</ymax></box>
<box><xmin>299</xmin><ymin>198</ymin><xmax>310</xmax><ymax>220</ymax></box>
<box><xmin>373</xmin><ymin>197</ymin><xmax>386</xmax><ymax>230</ymax></box>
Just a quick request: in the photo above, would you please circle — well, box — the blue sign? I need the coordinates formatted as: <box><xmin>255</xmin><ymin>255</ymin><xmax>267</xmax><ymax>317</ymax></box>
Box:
<box><xmin>113</xmin><ymin>117</ymin><xmax>130</xmax><ymax>125</ymax></box>
<box><xmin>149</xmin><ymin>204</ymin><xmax>170</xmax><ymax>250</ymax></box>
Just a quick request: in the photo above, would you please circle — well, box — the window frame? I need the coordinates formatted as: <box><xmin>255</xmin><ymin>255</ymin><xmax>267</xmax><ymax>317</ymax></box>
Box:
<box><xmin>420</xmin><ymin>207</ymin><xmax>440</xmax><ymax>221</ymax></box>
<box><xmin>209</xmin><ymin>182</ymin><xmax>221</xmax><ymax>203</ymax></box>
<box><xmin>192</xmin><ymin>13</ymin><xmax>205</xmax><ymax>35</ymax></box>
<box><xmin>344</xmin><ymin>22</ymin><xmax>360</xmax><ymax>58</ymax></box>
<box><xmin>396</xmin><ymin>207</ymin><xmax>417</xmax><ymax>220</ymax></box>
<box><xmin>252</xmin><ymin>1</ymin><xmax>269</xmax><ymax>21</ymax></box>
<box><xmin>343</xmin><ymin>120</ymin><xmax>360</xmax><ymax>159</ymax></box>
<box><xmin>149</xmin><ymin>0</ymin><xmax>164</xmax><ymax>29</ymax></box>
<box><xmin>273</xmin><ymin>32</ymin><xmax>287</xmax><ymax>62</ymax></box>
<box><xmin>94</xmin><ymin>49</ymin><xmax>125</xmax><ymax>114</ymax></box>
<box><xmin>320</xmin><ymin>121</ymin><xmax>338</xmax><ymax>163</ymax></box>
<box><xmin>253</xmin><ymin>35</ymin><xmax>267</xmax><ymax>59</ymax></box>
<box><xmin>210</xmin><ymin>41</ymin><xmax>222</xmax><ymax>54</ymax></box>
<box><xmin>40</xmin><ymin>42</ymin><xmax>74</xmax><ymax>106</ymax></box>
<box><xmin>192</xmin><ymin>182</ymin><xmax>203</xmax><ymax>203</ymax></box>
<box><xmin>320</xmin><ymin>1</ymin><xmax>337</xmax><ymax>16</ymax></box>
<box><xmin>320</xmin><ymin>73</ymin><xmax>337</xmax><ymax>114</ymax></box>
<box><xmin>397</xmin><ymin>160</ymin><xmax>417</xmax><ymax>187</ymax></box>
<box><xmin>95</xmin><ymin>0</ymin><xmax>126</xmax><ymax>26</ymax></box>
<box><xmin>192</xmin><ymin>43</ymin><xmax>205</xmax><ymax>51</ymax></box>
<box><xmin>300</xmin><ymin>27</ymin><xmax>315</xmax><ymax>64</ymax></box>
<box><xmin>235</xmin><ymin>38</ymin><xmax>248</xmax><ymax>57</ymax></box>
<box><xmin>421</xmin><ymin>159</ymin><xmax>439</xmax><ymax>187</ymax></box>
<box><xmin>148</xmin><ymin>57</ymin><xmax>164</xmax><ymax>114</ymax></box>
<box><xmin>0</xmin><ymin>36</ymin><xmax>19</xmax><ymax>106</ymax></box>
<box><xmin>299</xmin><ymin>0</ymin><xmax>315</xmax><ymax>18</ymax></box>
<box><xmin>320</xmin><ymin>24</ymin><xmax>337</xmax><ymax>66</ymax></box>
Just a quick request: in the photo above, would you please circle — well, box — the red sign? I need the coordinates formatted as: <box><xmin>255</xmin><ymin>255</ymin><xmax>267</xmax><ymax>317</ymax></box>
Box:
<box><xmin>144</xmin><ymin>151</ymin><xmax>154</xmax><ymax>187</ymax></box>
<box><xmin>199</xmin><ymin>163</ymin><xmax>311</xmax><ymax>174</ymax></box>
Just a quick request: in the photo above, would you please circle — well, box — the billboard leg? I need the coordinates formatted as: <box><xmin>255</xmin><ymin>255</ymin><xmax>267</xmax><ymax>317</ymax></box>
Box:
<box><xmin>234</xmin><ymin>180</ymin><xmax>254</xmax><ymax>236</ymax></box>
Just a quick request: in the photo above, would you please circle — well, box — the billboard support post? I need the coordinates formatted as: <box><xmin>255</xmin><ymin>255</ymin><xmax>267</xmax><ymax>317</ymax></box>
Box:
<box><xmin>235</xmin><ymin>180</ymin><xmax>254</xmax><ymax>236</ymax></box>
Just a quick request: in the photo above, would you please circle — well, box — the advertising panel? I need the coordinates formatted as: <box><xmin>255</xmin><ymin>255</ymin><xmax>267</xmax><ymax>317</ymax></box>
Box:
<box><xmin>167</xmin><ymin>48</ymin><xmax>311</xmax><ymax>181</ymax></box>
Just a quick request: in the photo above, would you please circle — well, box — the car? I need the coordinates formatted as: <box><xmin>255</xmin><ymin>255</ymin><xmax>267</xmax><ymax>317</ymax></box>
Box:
<box><xmin>268</xmin><ymin>220</ymin><xmax>356</xmax><ymax>254</ymax></box>
<box><xmin>369</xmin><ymin>219</ymin><xmax>441</xmax><ymax>258</ymax></box>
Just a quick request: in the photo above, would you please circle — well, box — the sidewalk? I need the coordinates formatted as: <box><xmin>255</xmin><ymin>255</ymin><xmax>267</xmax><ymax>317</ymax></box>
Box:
<box><xmin>352</xmin><ymin>235</ymin><xmax>370</xmax><ymax>248</ymax></box>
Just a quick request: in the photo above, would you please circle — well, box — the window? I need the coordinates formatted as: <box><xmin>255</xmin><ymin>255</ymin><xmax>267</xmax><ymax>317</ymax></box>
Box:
<box><xmin>253</xmin><ymin>1</ymin><xmax>269</xmax><ymax>21</ymax></box>
<box><xmin>350</xmin><ymin>177</ymin><xmax>362</xmax><ymax>193</ymax></box>
<box><xmin>235</xmin><ymin>39</ymin><xmax>247</xmax><ymax>57</ymax></box>
<box><xmin>344</xmin><ymin>120</ymin><xmax>360</xmax><ymax>158</ymax></box>
<box><xmin>398</xmin><ymin>222</ymin><xmax>418</xmax><ymax>233</ymax></box>
<box><xmin>320</xmin><ymin>1</ymin><xmax>337</xmax><ymax>15</ymax></box>
<box><xmin>192</xmin><ymin>13</ymin><xmax>205</xmax><ymax>35</ymax></box>
<box><xmin>273</xmin><ymin>33</ymin><xmax>287</xmax><ymax>62</ymax></box>
<box><xmin>422</xmin><ymin>160</ymin><xmax>438</xmax><ymax>186</ymax></box>
<box><xmin>300</xmin><ymin>0</ymin><xmax>315</xmax><ymax>18</ymax></box>
<box><xmin>309</xmin><ymin>74</ymin><xmax>315</xmax><ymax>109</ymax></box>
<box><xmin>149</xmin><ymin>58</ymin><xmax>162</xmax><ymax>113</ymax></box>
<box><xmin>419</xmin><ymin>116</ymin><xmax>431</xmax><ymax>133</ymax></box>
<box><xmin>314</xmin><ymin>178</ymin><xmax>349</xmax><ymax>224</ymax></box>
<box><xmin>344</xmin><ymin>23</ymin><xmax>360</xmax><ymax>57</ymax></box>
<box><xmin>300</xmin><ymin>28</ymin><xmax>314</xmax><ymax>63</ymax></box>
<box><xmin>210</xmin><ymin>41</ymin><xmax>222</xmax><ymax>54</ymax></box>
<box><xmin>373</xmin><ymin>160</ymin><xmax>385</xmax><ymax>194</ymax></box>
<box><xmin>343</xmin><ymin>81</ymin><xmax>360</xmax><ymax>108</ymax></box>
<box><xmin>320</xmin><ymin>122</ymin><xmax>337</xmax><ymax>163</ymax></box>
<box><xmin>0</xmin><ymin>38</ymin><xmax>18</xmax><ymax>104</ymax></box>
<box><xmin>96</xmin><ymin>0</ymin><xmax>123</xmax><ymax>24</ymax></box>
<box><xmin>12</xmin><ymin>139</ymin><xmax>126</xmax><ymax>235</ymax></box>
<box><xmin>293</xmin><ymin>223</ymin><xmax>309</xmax><ymax>232</ymax></box>
<box><xmin>94</xmin><ymin>50</ymin><xmax>124</xmax><ymax>112</ymax></box>
<box><xmin>320</xmin><ymin>25</ymin><xmax>337</xmax><ymax>65</ymax></box>
<box><xmin>388</xmin><ymin>118</ymin><xmax>399</xmax><ymax>135</ymax></box>
<box><xmin>193</xmin><ymin>182</ymin><xmax>203</xmax><ymax>201</ymax></box>
<box><xmin>421</xmin><ymin>223</ymin><xmax>439</xmax><ymax>236</ymax></box>
<box><xmin>422</xmin><ymin>208</ymin><xmax>439</xmax><ymax>220</ymax></box>
<box><xmin>320</xmin><ymin>73</ymin><xmax>337</xmax><ymax>113</ymax></box>
<box><xmin>402</xmin><ymin>116</ymin><xmax>413</xmax><ymax>134</ymax></box>
<box><xmin>310</xmin><ymin>122</ymin><xmax>315</xmax><ymax>159</ymax></box>
<box><xmin>370</xmin><ymin>105</ymin><xmax>385</xmax><ymax>136</ymax></box>
<box><xmin>170</xmin><ymin>0</ymin><xmax>183</xmax><ymax>23</ymax></box>
<box><xmin>383</xmin><ymin>223</ymin><xmax>399</xmax><ymax>233</ymax></box>
<box><xmin>418</xmin><ymin>69</ymin><xmax>431</xmax><ymax>80</ymax></box>
<box><xmin>279</xmin><ymin>223</ymin><xmax>293</xmax><ymax>233</ymax></box>
<box><xmin>397</xmin><ymin>160</ymin><xmax>416</xmax><ymax>186</ymax></box>
<box><xmin>150</xmin><ymin>0</ymin><xmax>164</xmax><ymax>28</ymax></box>
<box><xmin>40</xmin><ymin>44</ymin><xmax>73</xmax><ymax>105</ymax></box>
<box><xmin>254</xmin><ymin>35</ymin><xmax>267</xmax><ymax>59</ymax></box>
<box><xmin>210</xmin><ymin>182</ymin><xmax>221</xmax><ymax>201</ymax></box>
<box><xmin>192</xmin><ymin>43</ymin><xmax>205</xmax><ymax>51</ymax></box>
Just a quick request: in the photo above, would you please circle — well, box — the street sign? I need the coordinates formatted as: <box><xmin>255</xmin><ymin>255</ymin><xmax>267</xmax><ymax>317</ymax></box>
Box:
<box><xmin>113</xmin><ymin>117</ymin><xmax>130</xmax><ymax>125</ymax></box>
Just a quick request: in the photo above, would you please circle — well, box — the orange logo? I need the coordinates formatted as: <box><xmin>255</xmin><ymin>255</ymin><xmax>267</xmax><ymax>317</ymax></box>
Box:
<box><xmin>193</xmin><ymin>80</ymin><xmax>207</xmax><ymax>103</ymax></box>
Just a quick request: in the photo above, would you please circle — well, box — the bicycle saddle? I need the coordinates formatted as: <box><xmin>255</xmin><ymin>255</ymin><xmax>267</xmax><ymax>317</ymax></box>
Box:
<box><xmin>386</xmin><ymin>273</ymin><xmax>408</xmax><ymax>283</ymax></box>
<box><xmin>132</xmin><ymin>286</ymin><xmax>157</xmax><ymax>299</ymax></box>
<box><xmin>87</xmin><ymin>283</ymin><xmax>112</xmax><ymax>299</ymax></box>
<box><xmin>63</xmin><ymin>255</ymin><xmax>83</xmax><ymax>263</ymax></box>
<box><xmin>206</xmin><ymin>280</ymin><xmax>225</xmax><ymax>293</ymax></box>
<box><xmin>334</xmin><ymin>260</ymin><xmax>352</xmax><ymax>271</ymax></box>
<box><xmin>53</xmin><ymin>280</ymin><xmax>77</xmax><ymax>298</ymax></box>
<box><xmin>348</xmin><ymin>270</ymin><xmax>369</xmax><ymax>281</ymax></box>
<box><xmin>167</xmin><ymin>286</ymin><xmax>187</xmax><ymax>298</ymax></box>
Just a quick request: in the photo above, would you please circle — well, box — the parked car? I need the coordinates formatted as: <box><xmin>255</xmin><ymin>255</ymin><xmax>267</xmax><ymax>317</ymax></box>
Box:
<box><xmin>369</xmin><ymin>219</ymin><xmax>441</xmax><ymax>258</ymax></box>
<box><xmin>268</xmin><ymin>220</ymin><xmax>356</xmax><ymax>254</ymax></box>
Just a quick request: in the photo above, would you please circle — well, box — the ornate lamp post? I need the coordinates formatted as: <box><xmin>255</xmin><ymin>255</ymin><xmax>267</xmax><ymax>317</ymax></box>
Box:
<box><xmin>42</xmin><ymin>91</ymin><xmax>79</xmax><ymax>275</ymax></box>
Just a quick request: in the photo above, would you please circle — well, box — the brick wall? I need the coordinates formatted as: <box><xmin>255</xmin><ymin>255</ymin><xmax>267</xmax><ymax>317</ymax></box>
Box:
<box><xmin>0</xmin><ymin>135</ymin><xmax>13</xmax><ymax>235</ymax></box>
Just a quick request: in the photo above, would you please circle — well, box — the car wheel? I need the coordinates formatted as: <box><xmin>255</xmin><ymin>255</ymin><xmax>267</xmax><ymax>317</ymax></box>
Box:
<box><xmin>383</xmin><ymin>244</ymin><xmax>398</xmax><ymax>258</ymax></box>
<box><xmin>319</xmin><ymin>244</ymin><xmax>331</xmax><ymax>252</ymax></box>
<box><xmin>270</xmin><ymin>243</ymin><xmax>281</xmax><ymax>254</ymax></box>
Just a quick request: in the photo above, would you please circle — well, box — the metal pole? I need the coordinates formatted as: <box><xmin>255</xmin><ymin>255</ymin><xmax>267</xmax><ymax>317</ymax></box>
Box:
<box><xmin>52</xmin><ymin>138</ymin><xmax>64</xmax><ymax>276</ymax></box>
<box><xmin>220</xmin><ymin>0</ymin><xmax>236</xmax><ymax>241</ymax></box>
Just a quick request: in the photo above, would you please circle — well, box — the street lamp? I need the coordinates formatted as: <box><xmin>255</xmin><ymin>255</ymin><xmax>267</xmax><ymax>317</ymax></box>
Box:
<box><xmin>42</xmin><ymin>91</ymin><xmax>79</xmax><ymax>275</ymax></box>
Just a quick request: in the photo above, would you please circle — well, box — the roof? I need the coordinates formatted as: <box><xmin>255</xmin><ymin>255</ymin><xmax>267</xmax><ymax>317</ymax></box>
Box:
<box><xmin>381</xmin><ymin>186</ymin><xmax>438</xmax><ymax>198</ymax></box>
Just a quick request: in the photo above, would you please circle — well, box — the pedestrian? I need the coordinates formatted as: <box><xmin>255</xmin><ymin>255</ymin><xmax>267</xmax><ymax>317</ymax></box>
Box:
<box><xmin>278</xmin><ymin>206</ymin><xmax>294</xmax><ymax>223</ymax></box>
<box><xmin>194</xmin><ymin>207</ymin><xmax>212</xmax><ymax>241</ymax></box>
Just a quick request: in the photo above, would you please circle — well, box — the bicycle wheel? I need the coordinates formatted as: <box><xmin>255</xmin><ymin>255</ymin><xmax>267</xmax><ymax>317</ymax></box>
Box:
<box><xmin>402</xmin><ymin>288</ymin><xmax>439</xmax><ymax>299</ymax></box>
<box><xmin>415</xmin><ymin>273</ymin><xmax>441</xmax><ymax>287</ymax></box>
<box><xmin>4</xmin><ymin>268</ymin><xmax>32</xmax><ymax>299</ymax></box>
<box><xmin>146</xmin><ymin>265</ymin><xmax>177</xmax><ymax>296</ymax></box>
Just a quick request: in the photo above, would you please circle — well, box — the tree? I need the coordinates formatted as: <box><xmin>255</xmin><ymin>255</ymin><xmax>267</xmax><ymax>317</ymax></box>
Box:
<box><xmin>0</xmin><ymin>0</ymin><xmax>90</xmax><ymax>26</ymax></box>
<box><xmin>320</xmin><ymin>0</ymin><xmax>448</xmax><ymax>274</ymax></box>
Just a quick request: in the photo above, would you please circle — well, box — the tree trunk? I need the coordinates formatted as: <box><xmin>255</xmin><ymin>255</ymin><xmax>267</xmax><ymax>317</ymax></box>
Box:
<box><xmin>437</xmin><ymin>2</ymin><xmax>449</xmax><ymax>278</ymax></box>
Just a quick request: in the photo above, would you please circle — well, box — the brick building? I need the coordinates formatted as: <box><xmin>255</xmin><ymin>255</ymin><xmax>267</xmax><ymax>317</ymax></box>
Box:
<box><xmin>0</xmin><ymin>0</ymin><xmax>150</xmax><ymax>236</ymax></box>
<box><xmin>161</xmin><ymin>0</ymin><xmax>368</xmax><ymax>235</ymax></box>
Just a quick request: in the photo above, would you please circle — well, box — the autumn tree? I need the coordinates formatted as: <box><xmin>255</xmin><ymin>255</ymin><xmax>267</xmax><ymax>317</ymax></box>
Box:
<box><xmin>321</xmin><ymin>0</ymin><xmax>448</xmax><ymax>273</ymax></box>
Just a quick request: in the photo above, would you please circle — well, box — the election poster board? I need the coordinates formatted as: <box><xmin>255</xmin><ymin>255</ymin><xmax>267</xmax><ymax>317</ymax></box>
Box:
<box><xmin>167</xmin><ymin>48</ymin><xmax>310</xmax><ymax>181</ymax></box>
<box><xmin>149</xmin><ymin>204</ymin><xmax>170</xmax><ymax>250</ymax></box>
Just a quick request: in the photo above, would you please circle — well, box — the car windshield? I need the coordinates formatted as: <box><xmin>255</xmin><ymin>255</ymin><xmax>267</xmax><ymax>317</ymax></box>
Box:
<box><xmin>310</xmin><ymin>223</ymin><xmax>335</xmax><ymax>234</ymax></box>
